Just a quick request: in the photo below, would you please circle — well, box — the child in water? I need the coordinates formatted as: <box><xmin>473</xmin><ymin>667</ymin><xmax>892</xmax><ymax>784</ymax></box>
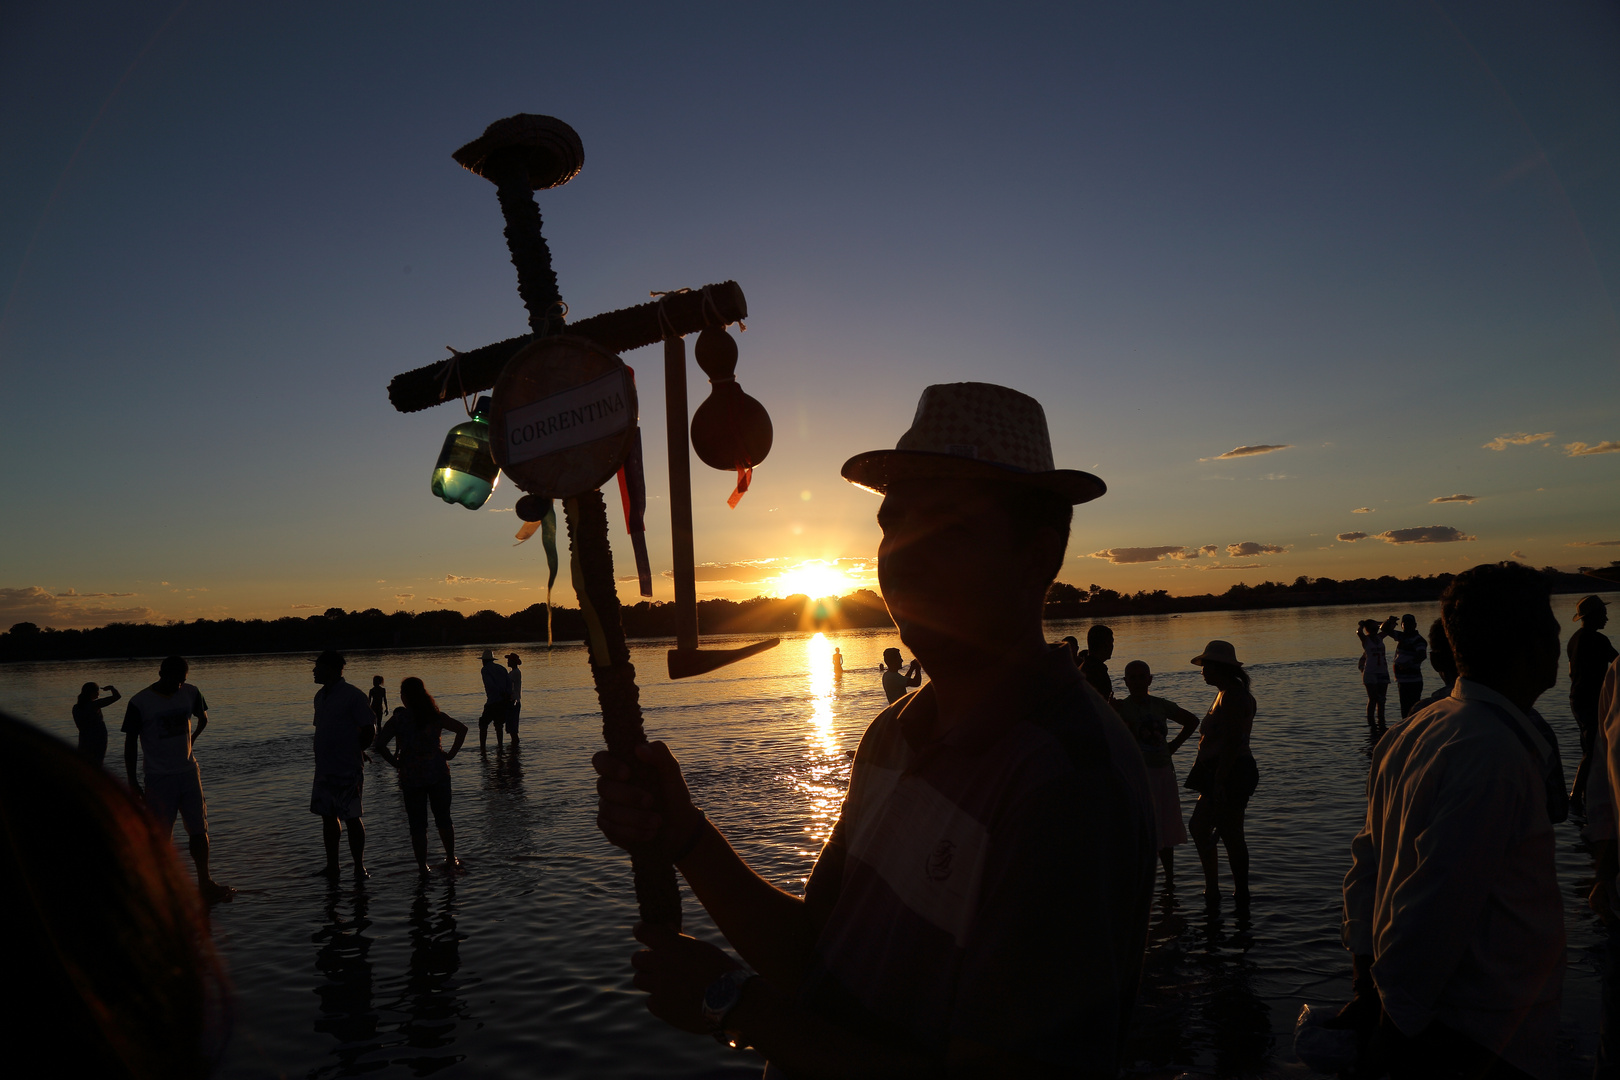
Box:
<box><xmin>1113</xmin><ymin>660</ymin><xmax>1200</xmax><ymax>889</ymax></box>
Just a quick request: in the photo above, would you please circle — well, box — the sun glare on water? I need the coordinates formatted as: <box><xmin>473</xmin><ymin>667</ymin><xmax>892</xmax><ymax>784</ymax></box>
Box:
<box><xmin>771</xmin><ymin>560</ymin><xmax>862</xmax><ymax>599</ymax></box>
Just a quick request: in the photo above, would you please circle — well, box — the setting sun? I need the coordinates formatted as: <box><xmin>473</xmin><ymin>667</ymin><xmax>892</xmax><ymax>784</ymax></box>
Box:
<box><xmin>769</xmin><ymin>560</ymin><xmax>865</xmax><ymax>600</ymax></box>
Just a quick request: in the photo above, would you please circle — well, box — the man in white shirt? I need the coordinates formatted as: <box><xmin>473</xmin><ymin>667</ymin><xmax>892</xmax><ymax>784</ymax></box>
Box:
<box><xmin>122</xmin><ymin>655</ymin><xmax>233</xmax><ymax>903</ymax></box>
<box><xmin>1338</xmin><ymin>562</ymin><xmax>1566</xmax><ymax>1079</ymax></box>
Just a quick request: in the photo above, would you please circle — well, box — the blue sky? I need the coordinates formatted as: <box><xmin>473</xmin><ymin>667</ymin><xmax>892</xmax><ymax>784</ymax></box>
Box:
<box><xmin>2</xmin><ymin>1</ymin><xmax>1617</xmax><ymax>628</ymax></box>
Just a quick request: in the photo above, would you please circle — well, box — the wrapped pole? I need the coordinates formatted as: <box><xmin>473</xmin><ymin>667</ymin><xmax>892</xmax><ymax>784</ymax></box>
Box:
<box><xmin>462</xmin><ymin>114</ymin><xmax>681</xmax><ymax>932</ymax></box>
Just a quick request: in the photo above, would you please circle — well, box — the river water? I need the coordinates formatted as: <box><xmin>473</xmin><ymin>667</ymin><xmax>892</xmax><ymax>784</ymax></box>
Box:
<box><xmin>0</xmin><ymin>598</ymin><xmax>1607</xmax><ymax>1078</ymax></box>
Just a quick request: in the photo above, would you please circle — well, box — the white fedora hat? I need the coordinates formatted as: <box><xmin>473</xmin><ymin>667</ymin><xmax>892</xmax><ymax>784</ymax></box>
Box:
<box><xmin>840</xmin><ymin>382</ymin><xmax>1105</xmax><ymax>504</ymax></box>
<box><xmin>1191</xmin><ymin>639</ymin><xmax>1243</xmax><ymax>667</ymax></box>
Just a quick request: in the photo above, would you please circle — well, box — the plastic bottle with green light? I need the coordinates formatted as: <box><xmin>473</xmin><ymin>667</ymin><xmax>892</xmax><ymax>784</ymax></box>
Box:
<box><xmin>431</xmin><ymin>395</ymin><xmax>500</xmax><ymax>509</ymax></box>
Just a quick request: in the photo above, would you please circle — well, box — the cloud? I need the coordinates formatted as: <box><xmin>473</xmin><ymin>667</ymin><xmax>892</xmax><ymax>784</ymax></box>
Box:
<box><xmin>1430</xmin><ymin>494</ymin><xmax>1478</xmax><ymax>504</ymax></box>
<box><xmin>1205</xmin><ymin>563</ymin><xmax>1264</xmax><ymax>570</ymax></box>
<box><xmin>1169</xmin><ymin>545</ymin><xmax>1219</xmax><ymax>561</ymax></box>
<box><xmin>1201</xmin><ymin>444</ymin><xmax>1292</xmax><ymax>461</ymax></box>
<box><xmin>53</xmin><ymin>588</ymin><xmax>138</xmax><ymax>598</ymax></box>
<box><xmin>445</xmin><ymin>574</ymin><xmax>517</xmax><ymax>584</ymax></box>
<box><xmin>451</xmin><ymin>596</ymin><xmax>477</xmax><ymax>603</ymax></box>
<box><xmin>290</xmin><ymin>604</ymin><xmax>318</xmax><ymax>610</ymax></box>
<box><xmin>1482</xmin><ymin>431</ymin><xmax>1553</xmax><ymax>451</ymax></box>
<box><xmin>1226</xmin><ymin>542</ymin><xmax>1289</xmax><ymax>557</ymax></box>
<box><xmin>1511</xmin><ymin>550</ymin><xmax>1527</xmax><ymax>559</ymax></box>
<box><xmin>0</xmin><ymin>586</ymin><xmax>157</xmax><ymax>630</ymax></box>
<box><xmin>1263</xmin><ymin>473</ymin><xmax>1294</xmax><ymax>481</ymax></box>
<box><xmin>394</xmin><ymin>593</ymin><xmax>415</xmax><ymax>601</ymax></box>
<box><xmin>1377</xmin><ymin>526</ymin><xmax>1475</xmax><ymax>545</ymax></box>
<box><xmin>1337</xmin><ymin>532</ymin><xmax>1369</xmax><ymax>542</ymax></box>
<box><xmin>1569</xmin><ymin>540</ymin><xmax>1620</xmax><ymax>548</ymax></box>
<box><xmin>1088</xmin><ymin>546</ymin><xmax>1186</xmax><ymax>565</ymax></box>
<box><xmin>426</xmin><ymin>597</ymin><xmax>451</xmax><ymax>605</ymax></box>
<box><xmin>1566</xmin><ymin>440</ymin><xmax>1620</xmax><ymax>457</ymax></box>
<box><xmin>1352</xmin><ymin>507</ymin><xmax>1373</xmax><ymax>514</ymax></box>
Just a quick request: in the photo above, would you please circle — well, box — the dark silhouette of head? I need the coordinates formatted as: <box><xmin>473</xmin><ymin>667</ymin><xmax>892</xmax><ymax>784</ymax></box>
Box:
<box><xmin>1123</xmin><ymin>660</ymin><xmax>1152</xmax><ymax>696</ymax></box>
<box><xmin>312</xmin><ymin>650</ymin><xmax>344</xmax><ymax>685</ymax></box>
<box><xmin>1577</xmin><ymin>595</ymin><xmax>1610</xmax><ymax>630</ymax></box>
<box><xmin>79</xmin><ymin>681</ymin><xmax>100</xmax><ymax>703</ymax></box>
<box><xmin>372</xmin><ymin>675</ymin><xmax>384</xmax><ymax>687</ymax></box>
<box><xmin>1441</xmin><ymin>562</ymin><xmax>1558</xmax><ymax>693</ymax></box>
<box><xmin>876</xmin><ymin>478</ymin><xmax>1071</xmax><ymax>668</ymax></box>
<box><xmin>1402</xmin><ymin>613</ymin><xmax>1417</xmax><ymax>631</ymax></box>
<box><xmin>1428</xmin><ymin>617</ymin><xmax>1457</xmax><ymax>685</ymax></box>
<box><xmin>1087</xmin><ymin>624</ymin><xmax>1114</xmax><ymax>661</ymax></box>
<box><xmin>0</xmin><ymin>712</ymin><xmax>226</xmax><ymax>1078</ymax></box>
<box><xmin>399</xmin><ymin>677</ymin><xmax>439</xmax><ymax>721</ymax></box>
<box><xmin>882</xmin><ymin>648</ymin><xmax>903</xmax><ymax>670</ymax></box>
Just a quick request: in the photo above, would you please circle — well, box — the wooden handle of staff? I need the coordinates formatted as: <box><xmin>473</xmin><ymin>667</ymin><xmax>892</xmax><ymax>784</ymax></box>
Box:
<box><xmin>564</xmin><ymin>490</ymin><xmax>682</xmax><ymax>933</ymax></box>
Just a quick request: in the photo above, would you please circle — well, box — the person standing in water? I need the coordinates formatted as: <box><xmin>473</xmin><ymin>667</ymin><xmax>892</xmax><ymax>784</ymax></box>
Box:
<box><xmin>1569</xmin><ymin>595</ymin><xmax>1616</xmax><ymax>818</ymax></box>
<box><xmin>1185</xmin><ymin>639</ymin><xmax>1258</xmax><ymax>912</ymax></box>
<box><xmin>1390</xmin><ymin>614</ymin><xmax>1428</xmax><ymax>720</ymax></box>
<box><xmin>879</xmin><ymin>646</ymin><xmax>922</xmax><ymax>703</ymax></box>
<box><xmin>368</xmin><ymin>676</ymin><xmax>388</xmax><ymax>728</ymax></box>
<box><xmin>1358</xmin><ymin>618</ymin><xmax>1394</xmax><ymax>732</ymax></box>
<box><xmin>72</xmin><ymin>681</ymin><xmax>120</xmax><ymax>766</ymax></box>
<box><xmin>1115</xmin><ymin>660</ymin><xmax>1200</xmax><ymax>890</ymax></box>
<box><xmin>374</xmin><ymin>677</ymin><xmax>467</xmax><ymax>875</ymax></box>
<box><xmin>477</xmin><ymin>648</ymin><xmax>511</xmax><ymax>751</ymax></box>
<box><xmin>121</xmin><ymin>655</ymin><xmax>232</xmax><ymax>903</ymax></box>
<box><xmin>309</xmin><ymin>650</ymin><xmax>375</xmax><ymax>881</ymax></box>
<box><xmin>505</xmin><ymin>652</ymin><xmax>523</xmax><ymax>742</ymax></box>
<box><xmin>832</xmin><ymin>647</ymin><xmax>846</xmax><ymax>677</ymax></box>
<box><xmin>1078</xmin><ymin>624</ymin><xmax>1116</xmax><ymax>700</ymax></box>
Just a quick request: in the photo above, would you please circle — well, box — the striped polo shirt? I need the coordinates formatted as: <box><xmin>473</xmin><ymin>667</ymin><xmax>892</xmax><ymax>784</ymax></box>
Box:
<box><xmin>794</xmin><ymin>646</ymin><xmax>1156</xmax><ymax>1073</ymax></box>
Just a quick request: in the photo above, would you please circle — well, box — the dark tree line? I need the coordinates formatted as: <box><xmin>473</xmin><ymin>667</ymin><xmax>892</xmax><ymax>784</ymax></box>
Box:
<box><xmin>3</xmin><ymin>568</ymin><xmax>1610</xmax><ymax>664</ymax></box>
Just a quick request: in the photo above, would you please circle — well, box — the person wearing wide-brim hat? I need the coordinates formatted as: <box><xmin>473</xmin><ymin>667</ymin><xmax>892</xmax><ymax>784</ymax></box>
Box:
<box><xmin>1183</xmin><ymin>639</ymin><xmax>1258</xmax><ymax>912</ymax></box>
<box><xmin>1568</xmin><ymin>593</ymin><xmax>1615</xmax><ymax>818</ymax></box>
<box><xmin>589</xmin><ymin>382</ymin><xmax>1156</xmax><ymax>1075</ymax></box>
<box><xmin>504</xmin><ymin>652</ymin><xmax>523</xmax><ymax>742</ymax></box>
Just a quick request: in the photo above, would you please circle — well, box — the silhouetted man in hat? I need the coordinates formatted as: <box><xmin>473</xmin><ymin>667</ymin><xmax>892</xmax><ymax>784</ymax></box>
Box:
<box><xmin>594</xmin><ymin>382</ymin><xmax>1155</xmax><ymax>1076</ymax></box>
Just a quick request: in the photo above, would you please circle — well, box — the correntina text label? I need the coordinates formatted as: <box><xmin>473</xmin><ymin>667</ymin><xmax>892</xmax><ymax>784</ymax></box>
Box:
<box><xmin>505</xmin><ymin>370</ymin><xmax>631</xmax><ymax>466</ymax></box>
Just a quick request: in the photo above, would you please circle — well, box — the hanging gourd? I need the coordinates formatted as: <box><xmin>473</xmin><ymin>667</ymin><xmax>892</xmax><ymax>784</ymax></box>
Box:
<box><xmin>431</xmin><ymin>395</ymin><xmax>500</xmax><ymax>509</ymax></box>
<box><xmin>689</xmin><ymin>326</ymin><xmax>772</xmax><ymax>507</ymax></box>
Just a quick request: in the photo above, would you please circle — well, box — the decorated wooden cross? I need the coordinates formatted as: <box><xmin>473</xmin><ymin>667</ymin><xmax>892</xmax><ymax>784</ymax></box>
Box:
<box><xmin>386</xmin><ymin>113</ymin><xmax>779</xmax><ymax>931</ymax></box>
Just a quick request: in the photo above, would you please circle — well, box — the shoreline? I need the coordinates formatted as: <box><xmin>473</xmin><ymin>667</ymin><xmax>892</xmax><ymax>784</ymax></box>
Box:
<box><xmin>3</xmin><ymin>582</ymin><xmax>1610</xmax><ymax>665</ymax></box>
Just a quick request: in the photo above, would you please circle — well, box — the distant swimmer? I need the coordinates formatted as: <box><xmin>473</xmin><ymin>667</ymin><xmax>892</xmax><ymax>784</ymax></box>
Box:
<box><xmin>832</xmin><ymin>647</ymin><xmax>846</xmax><ymax>677</ymax></box>
<box><xmin>478</xmin><ymin>648</ymin><xmax>512</xmax><ymax>751</ymax></box>
<box><xmin>121</xmin><ymin>655</ymin><xmax>233</xmax><ymax>903</ymax></box>
<box><xmin>880</xmin><ymin>646</ymin><xmax>922</xmax><ymax>703</ymax></box>
<box><xmin>72</xmin><ymin>681</ymin><xmax>121</xmax><ymax>766</ymax></box>
<box><xmin>374</xmin><ymin>677</ymin><xmax>468</xmax><ymax>875</ymax></box>
<box><xmin>368</xmin><ymin>675</ymin><xmax>388</xmax><ymax>727</ymax></box>
<box><xmin>309</xmin><ymin>650</ymin><xmax>375</xmax><ymax>881</ymax></box>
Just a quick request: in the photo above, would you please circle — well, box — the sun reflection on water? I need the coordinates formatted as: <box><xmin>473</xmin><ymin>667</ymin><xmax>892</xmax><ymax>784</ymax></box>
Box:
<box><xmin>796</xmin><ymin>632</ymin><xmax>850</xmax><ymax>857</ymax></box>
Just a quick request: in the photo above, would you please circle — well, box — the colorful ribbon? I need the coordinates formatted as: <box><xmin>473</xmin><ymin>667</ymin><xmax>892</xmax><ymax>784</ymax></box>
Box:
<box><xmin>617</xmin><ymin>428</ymin><xmax>653</xmax><ymax>598</ymax></box>
<box><xmin>513</xmin><ymin>499</ymin><xmax>561</xmax><ymax>645</ymax></box>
